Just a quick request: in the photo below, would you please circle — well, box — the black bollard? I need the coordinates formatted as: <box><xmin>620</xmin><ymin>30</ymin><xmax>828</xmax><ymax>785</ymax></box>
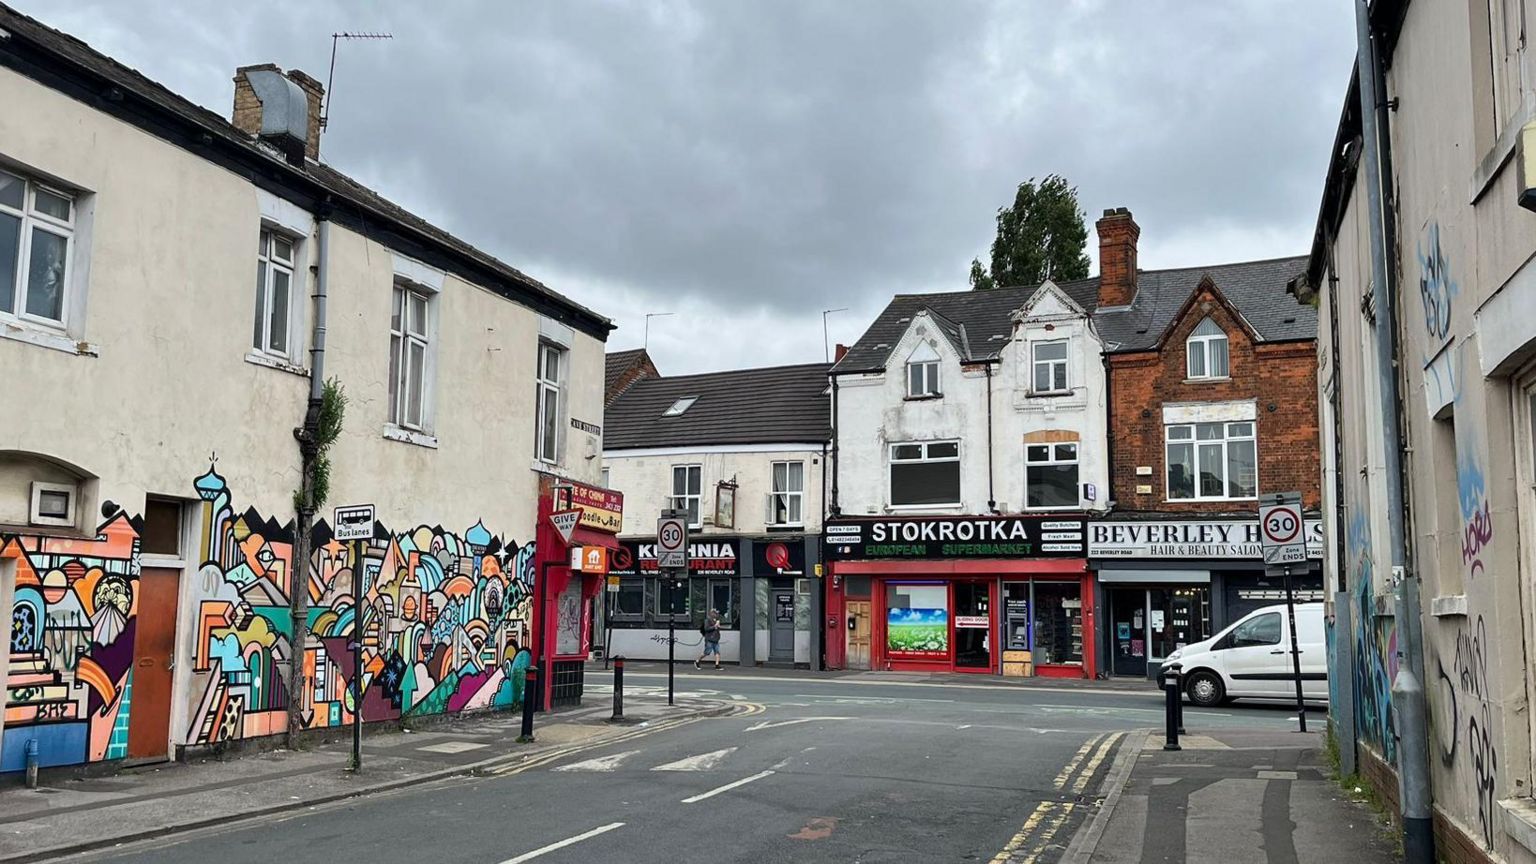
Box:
<box><xmin>1163</xmin><ymin>665</ymin><xmax>1182</xmax><ymax>751</ymax></box>
<box><xmin>612</xmin><ymin>656</ymin><xmax>625</xmax><ymax>721</ymax></box>
<box><xmin>518</xmin><ymin>666</ymin><xmax>538</xmax><ymax>742</ymax></box>
<box><xmin>1170</xmin><ymin>662</ymin><xmax>1186</xmax><ymax>736</ymax></box>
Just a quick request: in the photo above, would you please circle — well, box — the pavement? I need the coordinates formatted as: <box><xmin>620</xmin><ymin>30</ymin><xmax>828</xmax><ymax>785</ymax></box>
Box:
<box><xmin>0</xmin><ymin>690</ymin><xmax>730</xmax><ymax>864</ymax></box>
<box><xmin>1073</xmin><ymin>726</ymin><xmax>1399</xmax><ymax>863</ymax></box>
<box><xmin>0</xmin><ymin>667</ymin><xmax>1399</xmax><ymax>864</ymax></box>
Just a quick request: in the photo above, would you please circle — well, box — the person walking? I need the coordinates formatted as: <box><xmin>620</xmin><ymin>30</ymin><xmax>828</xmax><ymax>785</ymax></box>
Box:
<box><xmin>695</xmin><ymin>609</ymin><xmax>723</xmax><ymax>670</ymax></box>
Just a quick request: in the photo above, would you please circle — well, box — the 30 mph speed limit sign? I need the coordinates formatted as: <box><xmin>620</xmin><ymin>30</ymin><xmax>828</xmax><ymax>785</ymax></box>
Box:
<box><xmin>656</xmin><ymin>513</ymin><xmax>689</xmax><ymax>570</ymax></box>
<box><xmin>1259</xmin><ymin>493</ymin><xmax>1306</xmax><ymax>565</ymax></box>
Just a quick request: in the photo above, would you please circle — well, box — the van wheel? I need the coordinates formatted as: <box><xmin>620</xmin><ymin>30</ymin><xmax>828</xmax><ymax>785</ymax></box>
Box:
<box><xmin>1185</xmin><ymin>670</ymin><xmax>1225</xmax><ymax>707</ymax></box>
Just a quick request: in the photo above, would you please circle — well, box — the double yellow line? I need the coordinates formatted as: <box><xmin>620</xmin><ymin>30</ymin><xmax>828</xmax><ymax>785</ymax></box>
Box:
<box><xmin>991</xmin><ymin>731</ymin><xmax>1126</xmax><ymax>864</ymax></box>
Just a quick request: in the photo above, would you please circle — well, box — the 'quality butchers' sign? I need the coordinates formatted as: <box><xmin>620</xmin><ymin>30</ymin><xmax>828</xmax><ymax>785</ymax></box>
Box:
<box><xmin>1088</xmin><ymin>519</ymin><xmax>1323</xmax><ymax>560</ymax></box>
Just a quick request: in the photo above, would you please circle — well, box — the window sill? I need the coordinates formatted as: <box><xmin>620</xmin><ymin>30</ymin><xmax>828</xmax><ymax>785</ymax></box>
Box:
<box><xmin>1500</xmin><ymin>797</ymin><xmax>1536</xmax><ymax>856</ymax></box>
<box><xmin>887</xmin><ymin>503</ymin><xmax>962</xmax><ymax>512</ymax></box>
<box><xmin>1183</xmin><ymin>377</ymin><xmax>1232</xmax><ymax>385</ymax></box>
<box><xmin>1163</xmin><ymin>497</ymin><xmax>1257</xmax><ymax>505</ymax></box>
<box><xmin>766</xmin><ymin>523</ymin><xmax>805</xmax><ymax>532</ymax></box>
<box><xmin>245</xmin><ymin>350</ymin><xmax>309</xmax><ymax>377</ymax></box>
<box><xmin>1029</xmin><ymin>389</ymin><xmax>1073</xmax><ymax>398</ymax></box>
<box><xmin>383</xmin><ymin>424</ymin><xmax>438</xmax><ymax>449</ymax></box>
<box><xmin>903</xmin><ymin>393</ymin><xmax>942</xmax><ymax>401</ymax></box>
<box><xmin>0</xmin><ymin>319</ymin><xmax>97</xmax><ymax>357</ymax></box>
<box><xmin>1471</xmin><ymin>96</ymin><xmax>1536</xmax><ymax>205</ymax></box>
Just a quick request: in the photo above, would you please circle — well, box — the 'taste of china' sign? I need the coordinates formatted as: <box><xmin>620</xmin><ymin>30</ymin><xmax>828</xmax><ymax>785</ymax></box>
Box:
<box><xmin>1088</xmin><ymin>519</ymin><xmax>1324</xmax><ymax>559</ymax></box>
<box><xmin>566</xmin><ymin>481</ymin><xmax>623</xmax><ymax>534</ymax></box>
<box><xmin>824</xmin><ymin>516</ymin><xmax>1085</xmax><ymax>561</ymax></box>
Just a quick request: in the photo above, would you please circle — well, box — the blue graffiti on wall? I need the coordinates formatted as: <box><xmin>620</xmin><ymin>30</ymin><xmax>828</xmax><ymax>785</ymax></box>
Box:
<box><xmin>1348</xmin><ymin>508</ymin><xmax>1396</xmax><ymax>763</ymax></box>
<box><xmin>1418</xmin><ymin>223</ymin><xmax>1458</xmax><ymax>343</ymax></box>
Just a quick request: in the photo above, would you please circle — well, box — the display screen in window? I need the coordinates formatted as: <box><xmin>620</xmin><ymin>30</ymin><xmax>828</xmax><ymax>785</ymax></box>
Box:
<box><xmin>886</xmin><ymin>584</ymin><xmax>948</xmax><ymax>659</ymax></box>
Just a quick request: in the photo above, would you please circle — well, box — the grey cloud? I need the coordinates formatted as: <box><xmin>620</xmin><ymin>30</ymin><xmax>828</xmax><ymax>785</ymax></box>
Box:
<box><xmin>14</xmin><ymin>1</ymin><xmax>1355</xmax><ymax>372</ymax></box>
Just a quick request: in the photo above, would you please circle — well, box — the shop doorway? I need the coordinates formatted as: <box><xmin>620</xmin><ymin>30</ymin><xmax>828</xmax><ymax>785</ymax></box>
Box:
<box><xmin>846</xmin><ymin>600</ymin><xmax>871</xmax><ymax>669</ymax></box>
<box><xmin>1108</xmin><ymin>587</ymin><xmax>1211</xmax><ymax>678</ymax></box>
<box><xmin>769</xmin><ymin>579</ymin><xmax>795</xmax><ymax>664</ymax></box>
<box><xmin>1109</xmin><ymin>588</ymin><xmax>1147</xmax><ymax>677</ymax></box>
<box><xmin>953</xmin><ymin>581</ymin><xmax>992</xmax><ymax>671</ymax></box>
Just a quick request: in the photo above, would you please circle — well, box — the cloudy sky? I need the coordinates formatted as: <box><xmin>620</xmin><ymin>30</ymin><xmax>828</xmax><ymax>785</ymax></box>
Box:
<box><xmin>20</xmin><ymin>1</ymin><xmax>1356</xmax><ymax>374</ymax></box>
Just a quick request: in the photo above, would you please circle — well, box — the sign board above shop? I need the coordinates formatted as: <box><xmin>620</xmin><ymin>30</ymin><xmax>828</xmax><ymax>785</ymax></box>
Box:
<box><xmin>608</xmin><ymin>538</ymin><xmax>739</xmax><ymax>577</ymax></box>
<box><xmin>824</xmin><ymin>516</ymin><xmax>1085</xmax><ymax>561</ymax></box>
<box><xmin>565</xmin><ymin>481</ymin><xmax>623</xmax><ymax>534</ymax></box>
<box><xmin>1088</xmin><ymin>519</ymin><xmax>1323</xmax><ymax>560</ymax></box>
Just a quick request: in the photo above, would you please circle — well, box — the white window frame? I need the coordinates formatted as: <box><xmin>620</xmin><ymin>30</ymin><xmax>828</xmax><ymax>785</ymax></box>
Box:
<box><xmin>29</xmin><ymin>480</ymin><xmax>77</xmax><ymax>528</ymax></box>
<box><xmin>1165</xmin><ymin>420</ymin><xmax>1257</xmax><ymax>501</ymax></box>
<box><xmin>672</xmin><ymin>464</ymin><xmax>703</xmax><ymax>528</ymax></box>
<box><xmin>1024</xmin><ymin>442</ymin><xmax>1080</xmax><ymax>510</ymax></box>
<box><xmin>0</xmin><ymin>168</ymin><xmax>76</xmax><ymax>330</ymax></box>
<box><xmin>535</xmin><ymin>341</ymin><xmax>566</xmax><ymax>464</ymax></box>
<box><xmin>769</xmin><ymin>461</ymin><xmax>805</xmax><ymax>527</ymax></box>
<box><xmin>888</xmin><ymin>440</ymin><xmax>961</xmax><ymax>508</ymax></box>
<box><xmin>906</xmin><ymin>359</ymin><xmax>940</xmax><ymax>398</ymax></box>
<box><xmin>252</xmin><ymin>227</ymin><xmax>299</xmax><ymax>359</ymax></box>
<box><xmin>1031</xmin><ymin>339</ymin><xmax>1070</xmax><ymax>393</ymax></box>
<box><xmin>388</xmin><ymin>280</ymin><xmax>436</xmax><ymax>435</ymax></box>
<box><xmin>1186</xmin><ymin>318</ymin><xmax>1230</xmax><ymax>380</ymax></box>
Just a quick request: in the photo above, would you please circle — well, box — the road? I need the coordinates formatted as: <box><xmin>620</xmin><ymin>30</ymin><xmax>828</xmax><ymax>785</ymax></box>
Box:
<box><xmin>65</xmin><ymin>669</ymin><xmax>1308</xmax><ymax>864</ymax></box>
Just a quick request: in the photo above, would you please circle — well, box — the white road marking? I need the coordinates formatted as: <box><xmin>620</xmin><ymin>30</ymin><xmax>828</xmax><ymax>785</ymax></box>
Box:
<box><xmin>957</xmin><ymin>724</ymin><xmax>973</xmax><ymax>730</ymax></box>
<box><xmin>416</xmin><ymin>740</ymin><xmax>490</xmax><ymax>754</ymax></box>
<box><xmin>621</xmin><ymin>671</ymin><xmax>1160</xmax><ymax>698</ymax></box>
<box><xmin>497</xmin><ymin>822</ymin><xmax>625</xmax><ymax>863</ymax></box>
<box><xmin>681</xmin><ymin>770</ymin><xmax>775</xmax><ymax>803</ymax></box>
<box><xmin>552</xmin><ymin>750</ymin><xmax>640</xmax><ymax>772</ymax></box>
<box><xmin>744</xmin><ymin>716</ymin><xmax>851</xmax><ymax>732</ymax></box>
<box><xmin>652</xmin><ymin>747</ymin><xmax>737</xmax><ymax>772</ymax></box>
<box><xmin>793</xmin><ymin>693</ymin><xmax>956</xmax><ymax>704</ymax></box>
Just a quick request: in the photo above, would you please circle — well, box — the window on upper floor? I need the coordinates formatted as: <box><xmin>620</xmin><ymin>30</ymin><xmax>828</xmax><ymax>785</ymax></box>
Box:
<box><xmin>672</xmin><ymin>464</ymin><xmax>703</xmax><ymax>528</ymax></box>
<box><xmin>1186</xmin><ymin>317</ymin><xmax>1230</xmax><ymax>380</ymax></box>
<box><xmin>535</xmin><ymin>341</ymin><xmax>566</xmax><ymax>463</ymax></box>
<box><xmin>907</xmin><ymin>359</ymin><xmax>940</xmax><ymax>398</ymax></box>
<box><xmin>389</xmin><ymin>280</ymin><xmax>436</xmax><ymax>433</ymax></box>
<box><xmin>1032</xmin><ymin>340</ymin><xmax>1069</xmax><ymax>393</ymax></box>
<box><xmin>1167</xmin><ymin>421</ymin><xmax>1256</xmax><ymax>501</ymax></box>
<box><xmin>769</xmin><ymin>461</ymin><xmax>805</xmax><ymax>526</ymax></box>
<box><xmin>253</xmin><ymin>227</ymin><xmax>298</xmax><ymax>359</ymax></box>
<box><xmin>889</xmin><ymin>441</ymin><xmax>960</xmax><ymax>507</ymax></box>
<box><xmin>0</xmin><ymin>168</ymin><xmax>75</xmax><ymax>328</ymax></box>
<box><xmin>1026</xmin><ymin>443</ymin><xmax>1079</xmax><ymax>509</ymax></box>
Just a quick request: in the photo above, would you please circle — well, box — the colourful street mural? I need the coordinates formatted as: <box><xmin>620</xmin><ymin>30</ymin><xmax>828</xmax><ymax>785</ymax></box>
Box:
<box><xmin>4</xmin><ymin>465</ymin><xmax>535</xmax><ymax>771</ymax></box>
<box><xmin>2</xmin><ymin>515</ymin><xmax>140</xmax><ymax>771</ymax></box>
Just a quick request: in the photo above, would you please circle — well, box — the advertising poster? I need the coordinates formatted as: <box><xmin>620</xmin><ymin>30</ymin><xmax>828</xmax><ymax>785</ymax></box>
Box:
<box><xmin>887</xmin><ymin>585</ymin><xmax>948</xmax><ymax>659</ymax></box>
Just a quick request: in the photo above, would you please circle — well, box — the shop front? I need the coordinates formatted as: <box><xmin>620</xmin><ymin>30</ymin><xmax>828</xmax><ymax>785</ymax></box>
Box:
<box><xmin>824</xmin><ymin>515</ymin><xmax>1094</xmax><ymax>678</ymax></box>
<box><xmin>532</xmin><ymin>478</ymin><xmax>623</xmax><ymax>709</ymax></box>
<box><xmin>1088</xmin><ymin>516</ymin><xmax>1324</xmax><ymax>679</ymax></box>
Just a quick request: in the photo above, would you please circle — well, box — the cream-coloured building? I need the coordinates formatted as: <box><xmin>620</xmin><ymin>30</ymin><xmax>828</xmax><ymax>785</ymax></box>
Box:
<box><xmin>0</xmin><ymin>8</ymin><xmax>610</xmax><ymax>773</ymax></box>
<box><xmin>601</xmin><ymin>362</ymin><xmax>830</xmax><ymax>666</ymax></box>
<box><xmin>1298</xmin><ymin>3</ymin><xmax>1536</xmax><ymax>862</ymax></box>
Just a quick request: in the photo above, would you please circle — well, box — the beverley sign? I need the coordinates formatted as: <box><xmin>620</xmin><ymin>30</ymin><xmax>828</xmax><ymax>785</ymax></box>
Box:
<box><xmin>824</xmin><ymin>516</ymin><xmax>1085</xmax><ymax>561</ymax></box>
<box><xmin>1088</xmin><ymin>519</ymin><xmax>1323</xmax><ymax>560</ymax></box>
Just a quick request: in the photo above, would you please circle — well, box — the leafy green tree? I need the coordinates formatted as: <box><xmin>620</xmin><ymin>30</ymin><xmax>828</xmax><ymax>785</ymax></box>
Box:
<box><xmin>970</xmin><ymin>174</ymin><xmax>1091</xmax><ymax>289</ymax></box>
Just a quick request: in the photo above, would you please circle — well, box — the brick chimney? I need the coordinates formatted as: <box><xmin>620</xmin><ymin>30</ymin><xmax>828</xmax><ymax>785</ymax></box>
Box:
<box><xmin>1096</xmin><ymin>207</ymin><xmax>1140</xmax><ymax>308</ymax></box>
<box><xmin>232</xmin><ymin>65</ymin><xmax>325</xmax><ymax>165</ymax></box>
<box><xmin>834</xmin><ymin>343</ymin><xmax>849</xmax><ymax>362</ymax></box>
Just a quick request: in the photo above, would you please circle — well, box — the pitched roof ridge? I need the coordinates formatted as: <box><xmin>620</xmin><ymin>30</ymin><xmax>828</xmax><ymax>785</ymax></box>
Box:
<box><xmin>629</xmin><ymin>361</ymin><xmax>831</xmax><ymax>383</ymax></box>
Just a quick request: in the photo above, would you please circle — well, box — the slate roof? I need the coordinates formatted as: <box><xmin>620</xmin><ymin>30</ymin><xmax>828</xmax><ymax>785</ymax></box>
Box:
<box><xmin>605</xmin><ymin>363</ymin><xmax>831</xmax><ymax>449</ymax></box>
<box><xmin>0</xmin><ymin>2</ymin><xmax>611</xmax><ymax>338</ymax></box>
<box><xmin>833</xmin><ymin>256</ymin><xmax>1313</xmax><ymax>373</ymax></box>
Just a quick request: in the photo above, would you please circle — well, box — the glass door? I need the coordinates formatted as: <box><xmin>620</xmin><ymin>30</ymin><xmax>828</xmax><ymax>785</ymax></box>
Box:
<box><xmin>1148</xmin><ymin>587</ymin><xmax>1210</xmax><ymax>669</ymax></box>
<box><xmin>953</xmin><ymin>581</ymin><xmax>992</xmax><ymax>670</ymax></box>
<box><xmin>1109</xmin><ymin>589</ymin><xmax>1147</xmax><ymax>677</ymax></box>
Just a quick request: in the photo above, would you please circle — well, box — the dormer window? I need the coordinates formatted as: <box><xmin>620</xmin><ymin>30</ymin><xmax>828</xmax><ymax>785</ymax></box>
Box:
<box><xmin>1186</xmin><ymin>317</ymin><xmax>1229</xmax><ymax>379</ymax></box>
<box><xmin>905</xmin><ymin>342</ymin><xmax>941</xmax><ymax>398</ymax></box>
<box><xmin>1031</xmin><ymin>340</ymin><xmax>1069</xmax><ymax>393</ymax></box>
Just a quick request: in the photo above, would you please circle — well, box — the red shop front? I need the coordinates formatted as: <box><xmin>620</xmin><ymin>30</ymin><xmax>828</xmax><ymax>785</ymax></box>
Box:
<box><xmin>531</xmin><ymin>477</ymin><xmax>622</xmax><ymax>710</ymax></box>
<box><xmin>823</xmin><ymin>516</ymin><xmax>1096</xmax><ymax>679</ymax></box>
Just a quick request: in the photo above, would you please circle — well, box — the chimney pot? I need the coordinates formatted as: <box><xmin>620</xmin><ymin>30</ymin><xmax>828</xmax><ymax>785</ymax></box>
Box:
<box><xmin>1096</xmin><ymin>208</ymin><xmax>1141</xmax><ymax>308</ymax></box>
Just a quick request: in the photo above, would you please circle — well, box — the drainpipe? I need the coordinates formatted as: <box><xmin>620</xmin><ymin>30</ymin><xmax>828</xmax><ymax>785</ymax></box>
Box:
<box><xmin>1326</xmin><ymin>246</ymin><xmax>1358</xmax><ymax>779</ymax></box>
<box><xmin>1354</xmin><ymin>3</ymin><xmax>1431</xmax><ymax>860</ymax></box>
<box><xmin>286</xmin><ymin>207</ymin><xmax>331</xmax><ymax>747</ymax></box>
<box><xmin>985</xmin><ymin>363</ymin><xmax>997</xmax><ymax>513</ymax></box>
<box><xmin>829</xmin><ymin>375</ymin><xmax>841</xmax><ymax>517</ymax></box>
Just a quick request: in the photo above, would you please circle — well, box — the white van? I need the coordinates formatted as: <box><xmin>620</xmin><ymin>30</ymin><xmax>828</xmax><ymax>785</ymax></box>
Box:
<box><xmin>1160</xmin><ymin>602</ymin><xmax>1327</xmax><ymax>707</ymax></box>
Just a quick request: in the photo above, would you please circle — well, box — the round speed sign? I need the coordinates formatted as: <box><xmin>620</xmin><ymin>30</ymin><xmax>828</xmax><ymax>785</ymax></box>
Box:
<box><xmin>1262</xmin><ymin>506</ymin><xmax>1301</xmax><ymax>545</ymax></box>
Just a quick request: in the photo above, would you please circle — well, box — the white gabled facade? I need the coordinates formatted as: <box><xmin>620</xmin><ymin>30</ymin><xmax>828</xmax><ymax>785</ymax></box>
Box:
<box><xmin>834</xmin><ymin>283</ymin><xmax>1108</xmax><ymax>518</ymax></box>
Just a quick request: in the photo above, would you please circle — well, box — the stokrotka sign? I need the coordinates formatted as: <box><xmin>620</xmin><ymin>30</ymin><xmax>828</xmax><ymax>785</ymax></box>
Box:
<box><xmin>824</xmin><ymin>516</ymin><xmax>1085</xmax><ymax>561</ymax></box>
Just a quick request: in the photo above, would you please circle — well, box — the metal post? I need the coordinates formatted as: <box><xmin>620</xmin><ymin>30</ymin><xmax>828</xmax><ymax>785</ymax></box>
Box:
<box><xmin>1172</xmin><ymin>663</ymin><xmax>1186</xmax><ymax>736</ymax></box>
<box><xmin>667</xmin><ymin>582</ymin><xmax>676</xmax><ymax>707</ymax></box>
<box><xmin>1163</xmin><ymin>667</ymin><xmax>1182</xmax><ymax>751</ymax></box>
<box><xmin>612</xmin><ymin>656</ymin><xmax>625</xmax><ymax>720</ymax></box>
<box><xmin>351</xmin><ymin>539</ymin><xmax>363</xmax><ymax>771</ymax></box>
<box><xmin>518</xmin><ymin>666</ymin><xmax>537</xmax><ymax>742</ymax></box>
<box><xmin>1283</xmin><ymin>566</ymin><xmax>1308</xmax><ymax>732</ymax></box>
<box><xmin>603</xmin><ymin>582</ymin><xmax>614</xmax><ymax>671</ymax></box>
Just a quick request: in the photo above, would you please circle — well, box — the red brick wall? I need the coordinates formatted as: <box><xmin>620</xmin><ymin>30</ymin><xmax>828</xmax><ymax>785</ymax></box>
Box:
<box><xmin>1107</xmin><ymin>286</ymin><xmax>1321</xmax><ymax>513</ymax></box>
<box><xmin>606</xmin><ymin>354</ymin><xmax>659</xmax><ymax>405</ymax></box>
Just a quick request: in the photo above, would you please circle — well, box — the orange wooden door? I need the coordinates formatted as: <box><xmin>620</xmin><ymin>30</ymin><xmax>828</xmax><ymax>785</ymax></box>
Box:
<box><xmin>127</xmin><ymin>567</ymin><xmax>179</xmax><ymax>760</ymax></box>
<box><xmin>847</xmin><ymin>600</ymin><xmax>871</xmax><ymax>669</ymax></box>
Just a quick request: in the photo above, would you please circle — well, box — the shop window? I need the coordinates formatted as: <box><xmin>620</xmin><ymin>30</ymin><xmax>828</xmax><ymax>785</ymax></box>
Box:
<box><xmin>1026</xmin><ymin>442</ymin><xmax>1079</xmax><ymax>509</ymax></box>
<box><xmin>612</xmin><ymin>578</ymin><xmax>645</xmax><ymax>622</ymax></box>
<box><xmin>885</xmin><ymin>583</ymin><xmax>948</xmax><ymax>660</ymax></box>
<box><xmin>889</xmin><ymin>441</ymin><xmax>960</xmax><ymax>506</ymax></box>
<box><xmin>1031</xmin><ymin>582</ymin><xmax>1082</xmax><ymax>665</ymax></box>
<box><xmin>1166</xmin><ymin>421</ymin><xmax>1256</xmax><ymax>500</ymax></box>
